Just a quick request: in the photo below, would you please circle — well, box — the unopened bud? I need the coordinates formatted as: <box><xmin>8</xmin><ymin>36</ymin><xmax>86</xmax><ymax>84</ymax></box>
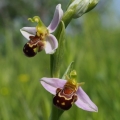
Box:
<box><xmin>67</xmin><ymin>0</ymin><xmax>99</xmax><ymax>18</ymax></box>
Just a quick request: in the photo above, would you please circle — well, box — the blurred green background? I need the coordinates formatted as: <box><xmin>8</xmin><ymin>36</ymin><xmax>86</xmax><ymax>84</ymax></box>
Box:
<box><xmin>0</xmin><ymin>0</ymin><xmax>120</xmax><ymax>120</ymax></box>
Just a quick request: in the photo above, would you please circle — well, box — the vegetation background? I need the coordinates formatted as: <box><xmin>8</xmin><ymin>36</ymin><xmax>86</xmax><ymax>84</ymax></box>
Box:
<box><xmin>0</xmin><ymin>0</ymin><xmax>120</xmax><ymax>120</ymax></box>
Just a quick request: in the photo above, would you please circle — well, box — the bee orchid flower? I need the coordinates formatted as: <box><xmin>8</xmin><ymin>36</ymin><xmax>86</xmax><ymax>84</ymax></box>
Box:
<box><xmin>40</xmin><ymin>71</ymin><xmax>98</xmax><ymax>111</ymax></box>
<box><xmin>20</xmin><ymin>4</ymin><xmax>63</xmax><ymax>57</ymax></box>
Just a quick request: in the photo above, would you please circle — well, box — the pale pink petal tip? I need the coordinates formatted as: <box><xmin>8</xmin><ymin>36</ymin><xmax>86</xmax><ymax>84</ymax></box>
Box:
<box><xmin>75</xmin><ymin>87</ymin><xmax>98</xmax><ymax>112</ymax></box>
<box><xmin>47</xmin><ymin>4</ymin><xmax>63</xmax><ymax>33</ymax></box>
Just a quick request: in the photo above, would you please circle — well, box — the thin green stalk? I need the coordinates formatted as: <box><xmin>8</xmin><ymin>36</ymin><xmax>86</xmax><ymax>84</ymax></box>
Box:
<box><xmin>50</xmin><ymin>9</ymin><xmax>75</xmax><ymax>77</ymax></box>
<box><xmin>49</xmin><ymin>105</ymin><xmax>64</xmax><ymax>120</ymax></box>
<box><xmin>49</xmin><ymin>8</ymin><xmax>75</xmax><ymax>120</ymax></box>
<box><xmin>50</xmin><ymin>21</ymin><xmax>65</xmax><ymax>77</ymax></box>
<box><xmin>62</xmin><ymin>9</ymin><xmax>75</xmax><ymax>28</ymax></box>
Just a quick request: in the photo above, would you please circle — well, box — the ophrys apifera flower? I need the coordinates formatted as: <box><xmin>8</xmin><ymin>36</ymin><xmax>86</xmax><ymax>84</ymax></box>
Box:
<box><xmin>20</xmin><ymin>4</ymin><xmax>63</xmax><ymax>57</ymax></box>
<box><xmin>40</xmin><ymin>70</ymin><xmax>98</xmax><ymax>111</ymax></box>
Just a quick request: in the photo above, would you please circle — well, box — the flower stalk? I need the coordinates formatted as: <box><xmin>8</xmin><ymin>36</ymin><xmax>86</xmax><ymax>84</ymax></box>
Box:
<box><xmin>50</xmin><ymin>21</ymin><xmax>65</xmax><ymax>77</ymax></box>
<box><xmin>49</xmin><ymin>1</ymin><xmax>99</xmax><ymax>119</ymax></box>
<box><xmin>49</xmin><ymin>105</ymin><xmax>64</xmax><ymax>120</ymax></box>
<box><xmin>50</xmin><ymin>7</ymin><xmax>76</xmax><ymax>77</ymax></box>
<box><xmin>49</xmin><ymin>9</ymin><xmax>76</xmax><ymax>119</ymax></box>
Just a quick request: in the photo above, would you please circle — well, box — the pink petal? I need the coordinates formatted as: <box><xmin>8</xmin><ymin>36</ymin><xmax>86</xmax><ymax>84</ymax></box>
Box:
<box><xmin>40</xmin><ymin>77</ymin><xmax>66</xmax><ymax>95</ymax></box>
<box><xmin>20</xmin><ymin>27</ymin><xmax>36</xmax><ymax>40</ymax></box>
<box><xmin>47</xmin><ymin>4</ymin><xmax>63</xmax><ymax>33</ymax></box>
<box><xmin>44</xmin><ymin>34</ymin><xmax>58</xmax><ymax>54</ymax></box>
<box><xmin>75</xmin><ymin>87</ymin><xmax>98</xmax><ymax>112</ymax></box>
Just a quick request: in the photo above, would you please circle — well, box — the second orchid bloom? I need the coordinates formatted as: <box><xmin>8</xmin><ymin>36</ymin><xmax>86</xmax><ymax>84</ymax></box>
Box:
<box><xmin>20</xmin><ymin>4</ymin><xmax>63</xmax><ymax>57</ymax></box>
<box><xmin>40</xmin><ymin>70</ymin><xmax>98</xmax><ymax>112</ymax></box>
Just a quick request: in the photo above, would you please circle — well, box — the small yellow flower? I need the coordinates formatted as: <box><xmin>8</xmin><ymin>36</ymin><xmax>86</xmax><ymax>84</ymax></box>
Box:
<box><xmin>18</xmin><ymin>74</ymin><xmax>30</xmax><ymax>83</ymax></box>
<box><xmin>0</xmin><ymin>87</ymin><xmax>9</xmax><ymax>96</ymax></box>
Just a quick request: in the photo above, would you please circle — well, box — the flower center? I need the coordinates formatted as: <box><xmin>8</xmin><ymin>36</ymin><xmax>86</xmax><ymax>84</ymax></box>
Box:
<box><xmin>28</xmin><ymin>16</ymin><xmax>49</xmax><ymax>41</ymax></box>
<box><xmin>36</xmin><ymin>26</ymin><xmax>49</xmax><ymax>40</ymax></box>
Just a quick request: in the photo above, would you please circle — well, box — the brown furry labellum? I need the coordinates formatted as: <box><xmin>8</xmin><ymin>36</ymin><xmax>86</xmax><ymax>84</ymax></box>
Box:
<box><xmin>23</xmin><ymin>35</ymin><xmax>44</xmax><ymax>57</ymax></box>
<box><xmin>53</xmin><ymin>81</ymin><xmax>78</xmax><ymax>110</ymax></box>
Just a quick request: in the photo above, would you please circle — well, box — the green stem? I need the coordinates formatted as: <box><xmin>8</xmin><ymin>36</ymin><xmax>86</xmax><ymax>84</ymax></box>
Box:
<box><xmin>49</xmin><ymin>8</ymin><xmax>75</xmax><ymax>120</ymax></box>
<box><xmin>50</xmin><ymin>22</ymin><xmax>64</xmax><ymax>77</ymax></box>
<box><xmin>62</xmin><ymin>9</ymin><xmax>75</xmax><ymax>28</ymax></box>
<box><xmin>49</xmin><ymin>105</ymin><xmax>64</xmax><ymax>120</ymax></box>
<box><xmin>50</xmin><ymin>9</ymin><xmax>75</xmax><ymax>77</ymax></box>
